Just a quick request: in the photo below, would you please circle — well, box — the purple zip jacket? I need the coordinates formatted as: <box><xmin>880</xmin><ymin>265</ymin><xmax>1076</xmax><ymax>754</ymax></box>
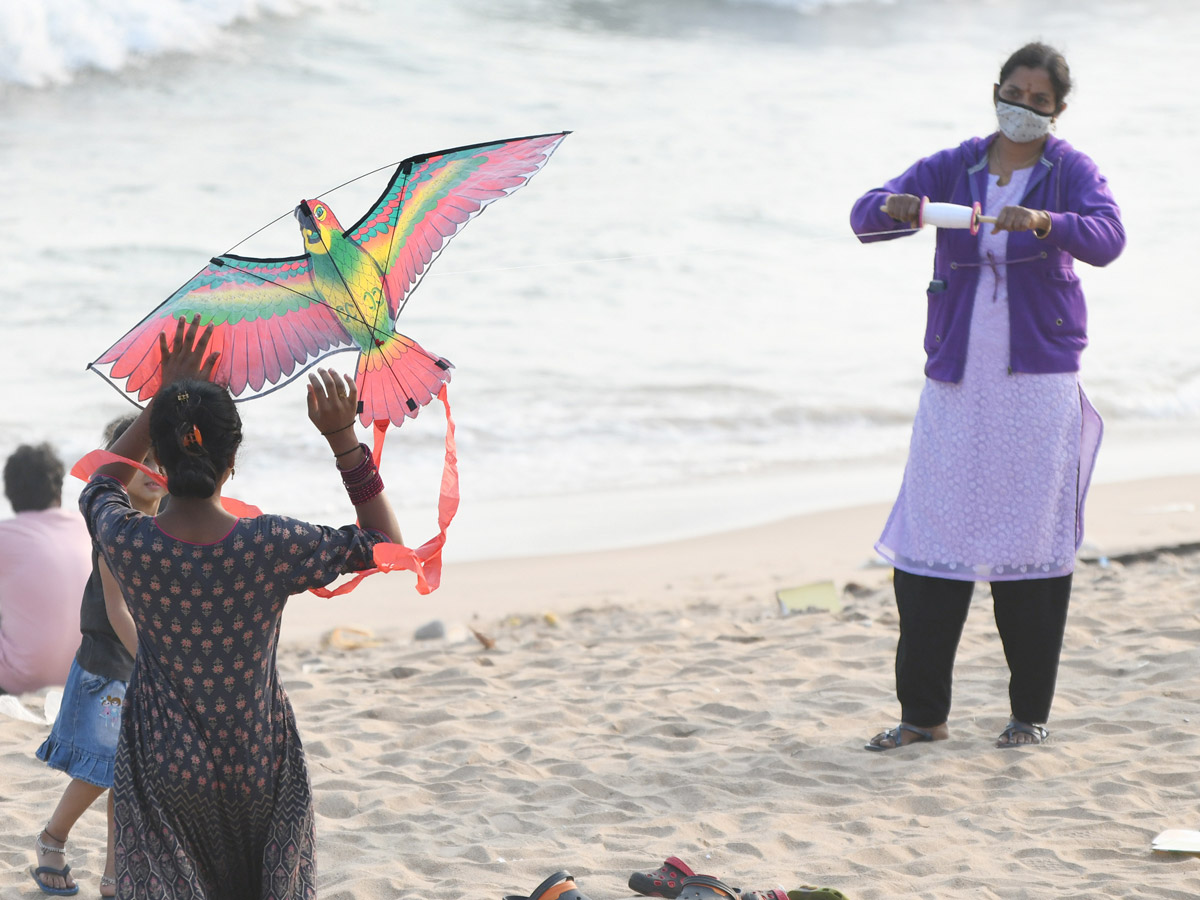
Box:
<box><xmin>849</xmin><ymin>133</ymin><xmax>1125</xmax><ymax>383</ymax></box>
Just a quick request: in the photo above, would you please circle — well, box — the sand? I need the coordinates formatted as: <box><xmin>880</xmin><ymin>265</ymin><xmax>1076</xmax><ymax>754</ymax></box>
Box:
<box><xmin>2</xmin><ymin>474</ymin><xmax>1199</xmax><ymax>899</ymax></box>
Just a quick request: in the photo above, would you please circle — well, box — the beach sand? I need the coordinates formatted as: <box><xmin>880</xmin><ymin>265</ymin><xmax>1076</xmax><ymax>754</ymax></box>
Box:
<box><xmin>2</xmin><ymin>475</ymin><xmax>1199</xmax><ymax>898</ymax></box>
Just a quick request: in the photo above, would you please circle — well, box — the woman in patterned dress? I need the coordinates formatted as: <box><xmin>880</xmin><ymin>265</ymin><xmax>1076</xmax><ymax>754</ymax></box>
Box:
<box><xmin>81</xmin><ymin>315</ymin><xmax>402</xmax><ymax>898</ymax></box>
<box><xmin>849</xmin><ymin>43</ymin><xmax>1125</xmax><ymax>750</ymax></box>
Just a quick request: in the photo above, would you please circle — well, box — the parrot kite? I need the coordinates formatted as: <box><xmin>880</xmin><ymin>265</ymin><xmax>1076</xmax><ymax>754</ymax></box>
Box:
<box><xmin>89</xmin><ymin>132</ymin><xmax>570</xmax><ymax>428</ymax></box>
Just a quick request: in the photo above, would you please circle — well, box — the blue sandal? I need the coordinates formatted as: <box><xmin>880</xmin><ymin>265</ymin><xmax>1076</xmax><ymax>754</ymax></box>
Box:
<box><xmin>30</xmin><ymin>829</ymin><xmax>79</xmax><ymax>896</ymax></box>
<box><xmin>996</xmin><ymin>719</ymin><xmax>1049</xmax><ymax>747</ymax></box>
<box><xmin>29</xmin><ymin>863</ymin><xmax>79</xmax><ymax>896</ymax></box>
<box><xmin>864</xmin><ymin>723</ymin><xmax>935</xmax><ymax>752</ymax></box>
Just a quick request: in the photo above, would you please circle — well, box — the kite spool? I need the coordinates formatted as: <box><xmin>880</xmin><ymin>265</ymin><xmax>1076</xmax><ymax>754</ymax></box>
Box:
<box><xmin>917</xmin><ymin>197</ymin><xmax>995</xmax><ymax>235</ymax></box>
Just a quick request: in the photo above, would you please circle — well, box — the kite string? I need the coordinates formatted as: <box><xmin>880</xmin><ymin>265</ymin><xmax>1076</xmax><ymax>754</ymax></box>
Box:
<box><xmin>227</xmin><ymin>261</ymin><xmax>444</xmax><ymax>371</ymax></box>
<box><xmin>223</xmin><ymin>159</ymin><xmax>407</xmax><ymax>256</ymax></box>
<box><xmin>429</xmin><ymin>227</ymin><xmax>921</xmax><ymax>278</ymax></box>
<box><xmin>432</xmin><ymin>246</ymin><xmax>734</xmax><ymax>277</ymax></box>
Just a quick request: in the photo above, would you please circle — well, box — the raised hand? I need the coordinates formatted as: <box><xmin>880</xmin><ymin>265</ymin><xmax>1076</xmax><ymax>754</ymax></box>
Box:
<box><xmin>158</xmin><ymin>315</ymin><xmax>220</xmax><ymax>386</ymax></box>
<box><xmin>306</xmin><ymin>368</ymin><xmax>359</xmax><ymax>440</ymax></box>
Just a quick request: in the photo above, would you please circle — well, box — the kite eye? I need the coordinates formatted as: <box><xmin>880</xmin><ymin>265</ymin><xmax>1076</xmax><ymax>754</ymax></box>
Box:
<box><xmin>314</xmin><ymin>205</ymin><xmax>327</xmax><ymax>221</ymax></box>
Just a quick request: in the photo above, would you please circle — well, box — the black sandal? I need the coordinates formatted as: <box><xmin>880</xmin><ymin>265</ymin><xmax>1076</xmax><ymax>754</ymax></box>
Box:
<box><xmin>503</xmin><ymin>871</ymin><xmax>592</xmax><ymax>900</ymax></box>
<box><xmin>676</xmin><ymin>875</ymin><xmax>739</xmax><ymax>899</ymax></box>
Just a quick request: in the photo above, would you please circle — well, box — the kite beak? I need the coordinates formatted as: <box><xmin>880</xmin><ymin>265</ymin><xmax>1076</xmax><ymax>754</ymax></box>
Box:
<box><xmin>295</xmin><ymin>201</ymin><xmax>321</xmax><ymax>245</ymax></box>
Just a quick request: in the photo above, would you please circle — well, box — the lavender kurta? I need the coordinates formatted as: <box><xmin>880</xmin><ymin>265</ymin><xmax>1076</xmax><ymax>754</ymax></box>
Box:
<box><xmin>876</xmin><ymin>169</ymin><xmax>1103</xmax><ymax>582</ymax></box>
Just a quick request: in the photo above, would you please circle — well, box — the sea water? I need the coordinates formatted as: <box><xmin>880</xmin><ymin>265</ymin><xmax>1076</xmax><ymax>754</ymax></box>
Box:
<box><xmin>1</xmin><ymin>0</ymin><xmax>1197</xmax><ymax>560</ymax></box>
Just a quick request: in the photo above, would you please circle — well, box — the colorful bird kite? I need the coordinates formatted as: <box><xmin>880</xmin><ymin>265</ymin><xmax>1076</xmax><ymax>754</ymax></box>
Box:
<box><xmin>89</xmin><ymin>131</ymin><xmax>570</xmax><ymax>428</ymax></box>
<box><xmin>81</xmin><ymin>131</ymin><xmax>568</xmax><ymax>596</ymax></box>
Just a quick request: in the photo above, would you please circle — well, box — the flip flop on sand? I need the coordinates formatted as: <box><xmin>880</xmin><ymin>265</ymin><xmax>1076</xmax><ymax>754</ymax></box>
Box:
<box><xmin>503</xmin><ymin>871</ymin><xmax>593</xmax><ymax>900</ymax></box>
<box><xmin>863</xmin><ymin>723</ymin><xmax>935</xmax><ymax>752</ymax></box>
<box><xmin>30</xmin><ymin>830</ymin><xmax>79</xmax><ymax>896</ymax></box>
<box><xmin>628</xmin><ymin>857</ymin><xmax>701</xmax><ymax>898</ymax></box>
<box><xmin>28</xmin><ymin>864</ymin><xmax>79</xmax><ymax>897</ymax></box>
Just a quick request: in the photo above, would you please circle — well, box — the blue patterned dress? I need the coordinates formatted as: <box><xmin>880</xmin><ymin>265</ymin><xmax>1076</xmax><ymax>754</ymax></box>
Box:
<box><xmin>81</xmin><ymin>476</ymin><xmax>386</xmax><ymax>900</ymax></box>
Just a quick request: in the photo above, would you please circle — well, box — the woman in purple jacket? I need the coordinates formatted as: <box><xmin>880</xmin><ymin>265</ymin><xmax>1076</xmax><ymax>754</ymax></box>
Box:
<box><xmin>850</xmin><ymin>42</ymin><xmax>1124</xmax><ymax>750</ymax></box>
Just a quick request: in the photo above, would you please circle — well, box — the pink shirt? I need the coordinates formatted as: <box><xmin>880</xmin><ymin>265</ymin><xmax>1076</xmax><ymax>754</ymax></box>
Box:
<box><xmin>0</xmin><ymin>507</ymin><xmax>92</xmax><ymax>694</ymax></box>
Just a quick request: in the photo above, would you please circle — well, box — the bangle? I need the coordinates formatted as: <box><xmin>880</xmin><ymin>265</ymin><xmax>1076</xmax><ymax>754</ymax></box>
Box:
<box><xmin>338</xmin><ymin>444</ymin><xmax>375</xmax><ymax>479</ymax></box>
<box><xmin>346</xmin><ymin>472</ymin><xmax>385</xmax><ymax>506</ymax></box>
<box><xmin>333</xmin><ymin>445</ymin><xmax>361</xmax><ymax>460</ymax></box>
<box><xmin>320</xmin><ymin>421</ymin><xmax>356</xmax><ymax>436</ymax></box>
<box><xmin>338</xmin><ymin>446</ymin><xmax>384</xmax><ymax>505</ymax></box>
<box><xmin>1034</xmin><ymin>213</ymin><xmax>1052</xmax><ymax>239</ymax></box>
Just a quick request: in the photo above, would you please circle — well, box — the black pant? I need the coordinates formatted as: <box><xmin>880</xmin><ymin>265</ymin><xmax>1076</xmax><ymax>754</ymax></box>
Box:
<box><xmin>893</xmin><ymin>568</ymin><xmax>1072</xmax><ymax>728</ymax></box>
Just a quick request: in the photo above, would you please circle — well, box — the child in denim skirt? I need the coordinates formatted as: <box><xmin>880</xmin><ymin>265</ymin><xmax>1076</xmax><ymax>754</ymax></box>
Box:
<box><xmin>31</xmin><ymin>416</ymin><xmax>165</xmax><ymax>897</ymax></box>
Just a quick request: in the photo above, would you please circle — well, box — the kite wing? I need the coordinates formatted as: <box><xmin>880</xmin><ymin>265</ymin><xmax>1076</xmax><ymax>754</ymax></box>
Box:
<box><xmin>91</xmin><ymin>254</ymin><xmax>355</xmax><ymax>401</ymax></box>
<box><xmin>346</xmin><ymin>131</ymin><xmax>569</xmax><ymax>318</ymax></box>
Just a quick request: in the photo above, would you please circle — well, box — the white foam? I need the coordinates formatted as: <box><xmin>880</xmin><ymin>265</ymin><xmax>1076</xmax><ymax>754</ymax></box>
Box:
<box><xmin>724</xmin><ymin>0</ymin><xmax>897</xmax><ymax>11</ymax></box>
<box><xmin>0</xmin><ymin>0</ymin><xmax>344</xmax><ymax>88</ymax></box>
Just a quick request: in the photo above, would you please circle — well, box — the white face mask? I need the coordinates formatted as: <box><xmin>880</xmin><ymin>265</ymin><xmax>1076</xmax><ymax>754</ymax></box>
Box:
<box><xmin>996</xmin><ymin>99</ymin><xmax>1053</xmax><ymax>143</ymax></box>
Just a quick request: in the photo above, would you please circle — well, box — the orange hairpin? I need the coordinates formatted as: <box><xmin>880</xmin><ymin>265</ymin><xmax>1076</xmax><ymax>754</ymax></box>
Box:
<box><xmin>181</xmin><ymin>425</ymin><xmax>203</xmax><ymax>448</ymax></box>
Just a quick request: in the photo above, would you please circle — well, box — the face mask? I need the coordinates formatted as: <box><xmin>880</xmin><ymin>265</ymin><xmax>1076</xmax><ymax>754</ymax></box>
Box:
<box><xmin>996</xmin><ymin>99</ymin><xmax>1053</xmax><ymax>143</ymax></box>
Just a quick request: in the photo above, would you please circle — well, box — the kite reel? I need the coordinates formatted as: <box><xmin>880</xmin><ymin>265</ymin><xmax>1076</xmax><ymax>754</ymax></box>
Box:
<box><xmin>917</xmin><ymin>197</ymin><xmax>997</xmax><ymax>234</ymax></box>
<box><xmin>878</xmin><ymin>197</ymin><xmax>997</xmax><ymax>235</ymax></box>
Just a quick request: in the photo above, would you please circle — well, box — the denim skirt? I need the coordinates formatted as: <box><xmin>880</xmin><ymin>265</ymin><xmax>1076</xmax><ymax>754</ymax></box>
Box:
<box><xmin>36</xmin><ymin>658</ymin><xmax>126</xmax><ymax>788</ymax></box>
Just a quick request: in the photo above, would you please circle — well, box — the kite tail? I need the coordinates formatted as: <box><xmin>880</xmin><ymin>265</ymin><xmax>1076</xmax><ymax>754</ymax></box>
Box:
<box><xmin>355</xmin><ymin>333</ymin><xmax>454</xmax><ymax>427</ymax></box>
<box><xmin>309</xmin><ymin>385</ymin><xmax>459</xmax><ymax>597</ymax></box>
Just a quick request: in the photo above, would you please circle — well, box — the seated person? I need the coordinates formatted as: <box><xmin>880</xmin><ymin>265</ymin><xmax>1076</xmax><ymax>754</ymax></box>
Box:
<box><xmin>0</xmin><ymin>443</ymin><xmax>92</xmax><ymax>695</ymax></box>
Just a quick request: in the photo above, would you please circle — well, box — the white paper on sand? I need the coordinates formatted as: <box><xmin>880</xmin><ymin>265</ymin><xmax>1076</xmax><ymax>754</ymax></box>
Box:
<box><xmin>1151</xmin><ymin>829</ymin><xmax>1200</xmax><ymax>854</ymax></box>
<box><xmin>44</xmin><ymin>689</ymin><xmax>62</xmax><ymax>724</ymax></box>
<box><xmin>0</xmin><ymin>689</ymin><xmax>62</xmax><ymax>725</ymax></box>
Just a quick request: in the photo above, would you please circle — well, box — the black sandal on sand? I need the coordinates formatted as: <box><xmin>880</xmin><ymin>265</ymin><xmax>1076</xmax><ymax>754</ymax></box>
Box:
<box><xmin>503</xmin><ymin>871</ymin><xmax>593</xmax><ymax>900</ymax></box>
<box><xmin>996</xmin><ymin>719</ymin><xmax>1049</xmax><ymax>747</ymax></box>
<box><xmin>676</xmin><ymin>875</ymin><xmax>740</xmax><ymax>899</ymax></box>
<box><xmin>629</xmin><ymin>857</ymin><xmax>700</xmax><ymax>898</ymax></box>
<box><xmin>864</xmin><ymin>723</ymin><xmax>935</xmax><ymax>751</ymax></box>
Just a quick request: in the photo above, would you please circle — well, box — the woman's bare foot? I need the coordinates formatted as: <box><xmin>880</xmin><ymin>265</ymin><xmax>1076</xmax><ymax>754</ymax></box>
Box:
<box><xmin>100</xmin><ymin>873</ymin><xmax>117</xmax><ymax>898</ymax></box>
<box><xmin>32</xmin><ymin>827</ymin><xmax>77</xmax><ymax>893</ymax></box>
<box><xmin>864</xmin><ymin>721</ymin><xmax>950</xmax><ymax>751</ymax></box>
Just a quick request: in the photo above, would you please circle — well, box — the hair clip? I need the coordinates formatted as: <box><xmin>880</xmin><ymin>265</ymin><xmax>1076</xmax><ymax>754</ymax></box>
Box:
<box><xmin>181</xmin><ymin>425</ymin><xmax>203</xmax><ymax>448</ymax></box>
<box><xmin>176</xmin><ymin>392</ymin><xmax>190</xmax><ymax>404</ymax></box>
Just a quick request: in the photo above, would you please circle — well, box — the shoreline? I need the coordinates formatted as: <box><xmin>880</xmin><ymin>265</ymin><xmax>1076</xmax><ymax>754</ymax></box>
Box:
<box><xmin>4</xmin><ymin>469</ymin><xmax>1198</xmax><ymax>898</ymax></box>
<box><xmin>277</xmin><ymin>470</ymin><xmax>1200</xmax><ymax>646</ymax></box>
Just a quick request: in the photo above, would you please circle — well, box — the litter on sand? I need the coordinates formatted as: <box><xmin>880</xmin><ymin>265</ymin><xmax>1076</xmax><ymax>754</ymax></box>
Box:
<box><xmin>1152</xmin><ymin>830</ymin><xmax>1200</xmax><ymax>855</ymax></box>
<box><xmin>776</xmin><ymin>581</ymin><xmax>842</xmax><ymax>615</ymax></box>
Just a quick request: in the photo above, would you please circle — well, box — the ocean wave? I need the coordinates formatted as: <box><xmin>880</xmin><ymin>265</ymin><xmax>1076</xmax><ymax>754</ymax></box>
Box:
<box><xmin>725</xmin><ymin>0</ymin><xmax>897</xmax><ymax>10</ymax></box>
<box><xmin>0</xmin><ymin>0</ymin><xmax>345</xmax><ymax>88</ymax></box>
